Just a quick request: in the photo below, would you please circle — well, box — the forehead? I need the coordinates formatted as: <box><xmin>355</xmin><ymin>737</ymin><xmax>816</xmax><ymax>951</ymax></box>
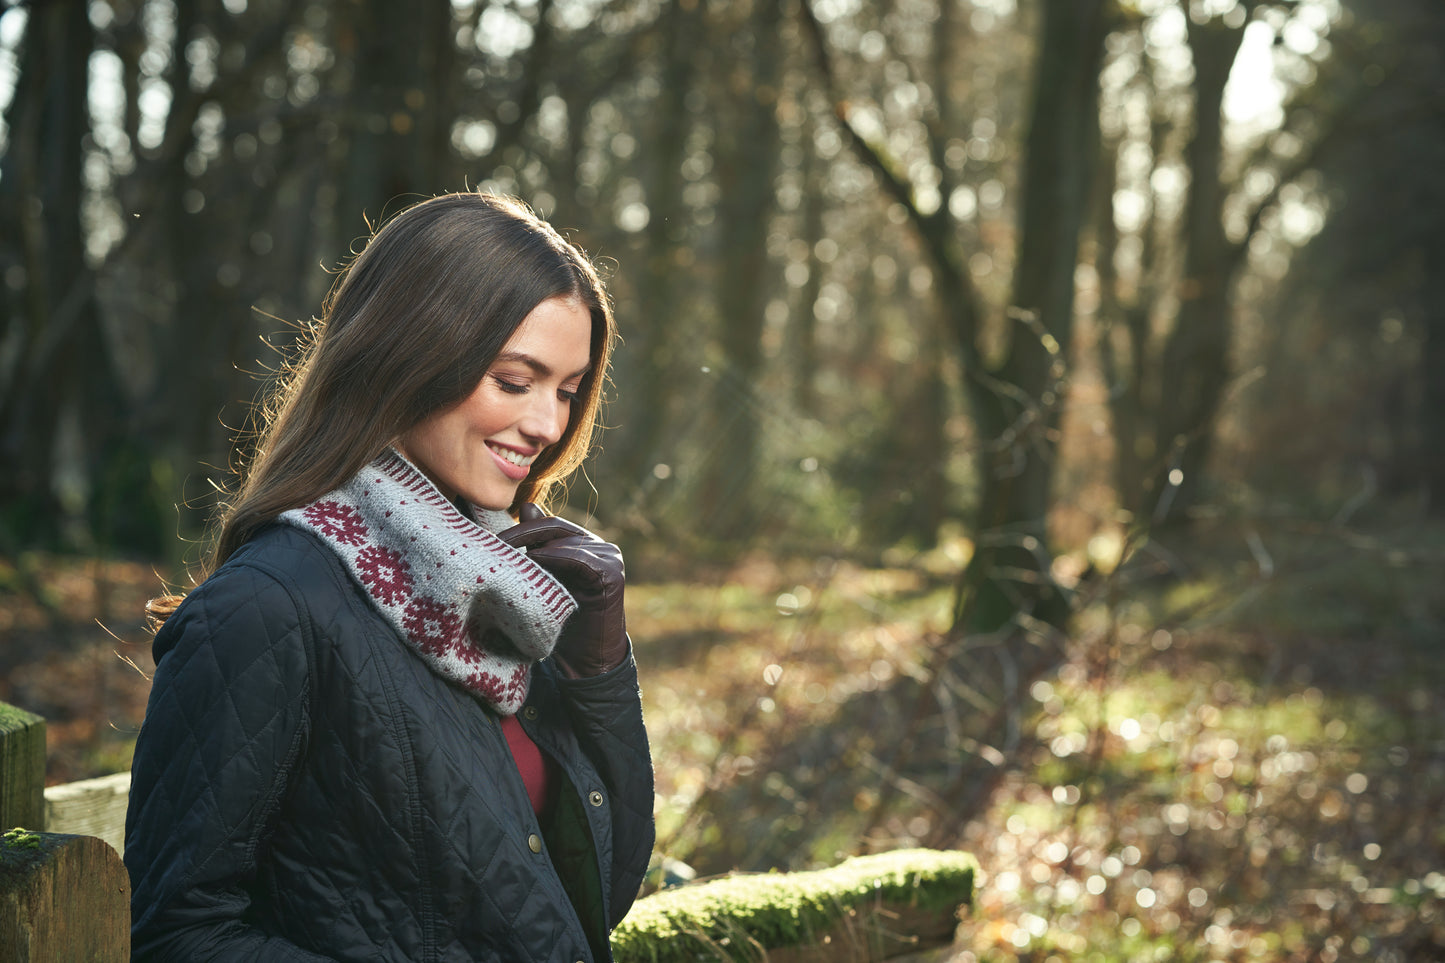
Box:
<box><xmin>501</xmin><ymin>297</ymin><xmax>593</xmax><ymax>372</ymax></box>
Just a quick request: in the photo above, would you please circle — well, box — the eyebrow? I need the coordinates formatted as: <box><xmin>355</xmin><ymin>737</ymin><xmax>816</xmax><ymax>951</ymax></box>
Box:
<box><xmin>493</xmin><ymin>351</ymin><xmax>592</xmax><ymax>381</ymax></box>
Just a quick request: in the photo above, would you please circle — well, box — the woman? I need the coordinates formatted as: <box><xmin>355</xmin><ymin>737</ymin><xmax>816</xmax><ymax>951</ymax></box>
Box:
<box><xmin>124</xmin><ymin>192</ymin><xmax>654</xmax><ymax>962</ymax></box>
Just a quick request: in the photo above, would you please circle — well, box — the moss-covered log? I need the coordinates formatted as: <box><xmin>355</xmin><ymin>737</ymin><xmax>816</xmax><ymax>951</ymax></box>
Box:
<box><xmin>611</xmin><ymin>848</ymin><xmax>976</xmax><ymax>963</ymax></box>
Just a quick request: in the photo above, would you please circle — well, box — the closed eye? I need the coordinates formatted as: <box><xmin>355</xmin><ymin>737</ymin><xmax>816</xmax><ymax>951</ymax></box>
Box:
<box><xmin>493</xmin><ymin>377</ymin><xmax>529</xmax><ymax>395</ymax></box>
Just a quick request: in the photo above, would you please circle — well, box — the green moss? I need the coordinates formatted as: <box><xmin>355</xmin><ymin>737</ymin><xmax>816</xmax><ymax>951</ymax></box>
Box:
<box><xmin>611</xmin><ymin>848</ymin><xmax>976</xmax><ymax>963</ymax></box>
<box><xmin>3</xmin><ymin>827</ymin><xmax>40</xmax><ymax>850</ymax></box>
<box><xmin>0</xmin><ymin>828</ymin><xmax>54</xmax><ymax>889</ymax></box>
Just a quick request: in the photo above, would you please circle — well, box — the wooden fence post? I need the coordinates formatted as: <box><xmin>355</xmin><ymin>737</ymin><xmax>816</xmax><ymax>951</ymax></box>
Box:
<box><xmin>0</xmin><ymin>702</ymin><xmax>46</xmax><ymax>832</ymax></box>
<box><xmin>1</xmin><ymin>702</ymin><xmax>131</xmax><ymax>959</ymax></box>
<box><xmin>0</xmin><ymin>830</ymin><xmax>129</xmax><ymax>962</ymax></box>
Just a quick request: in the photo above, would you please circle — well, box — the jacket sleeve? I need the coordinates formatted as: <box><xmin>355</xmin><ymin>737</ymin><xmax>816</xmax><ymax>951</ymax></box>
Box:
<box><xmin>556</xmin><ymin>648</ymin><xmax>656</xmax><ymax>927</ymax></box>
<box><xmin>124</xmin><ymin>561</ymin><xmax>331</xmax><ymax>962</ymax></box>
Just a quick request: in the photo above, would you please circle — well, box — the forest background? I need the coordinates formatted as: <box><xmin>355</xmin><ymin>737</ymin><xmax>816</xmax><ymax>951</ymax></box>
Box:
<box><xmin>1</xmin><ymin>0</ymin><xmax>1442</xmax><ymax>959</ymax></box>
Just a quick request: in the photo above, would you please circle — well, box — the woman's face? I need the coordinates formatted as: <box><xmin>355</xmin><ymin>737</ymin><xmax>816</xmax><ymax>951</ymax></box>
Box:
<box><xmin>398</xmin><ymin>296</ymin><xmax>593</xmax><ymax>511</ymax></box>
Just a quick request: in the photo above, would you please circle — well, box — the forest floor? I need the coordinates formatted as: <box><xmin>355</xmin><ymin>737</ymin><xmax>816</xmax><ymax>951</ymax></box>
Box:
<box><xmin>1</xmin><ymin>508</ymin><xmax>1441</xmax><ymax>962</ymax></box>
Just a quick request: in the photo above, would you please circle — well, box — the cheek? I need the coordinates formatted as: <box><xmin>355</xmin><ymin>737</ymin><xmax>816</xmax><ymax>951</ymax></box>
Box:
<box><xmin>454</xmin><ymin>388</ymin><xmax>545</xmax><ymax>445</ymax></box>
<box><xmin>466</xmin><ymin>387</ymin><xmax>521</xmax><ymax>434</ymax></box>
<box><xmin>400</xmin><ymin>411</ymin><xmax>436</xmax><ymax>449</ymax></box>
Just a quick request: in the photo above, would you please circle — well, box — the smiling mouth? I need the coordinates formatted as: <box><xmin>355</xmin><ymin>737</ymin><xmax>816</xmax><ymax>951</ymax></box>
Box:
<box><xmin>487</xmin><ymin>443</ymin><xmax>537</xmax><ymax>469</ymax></box>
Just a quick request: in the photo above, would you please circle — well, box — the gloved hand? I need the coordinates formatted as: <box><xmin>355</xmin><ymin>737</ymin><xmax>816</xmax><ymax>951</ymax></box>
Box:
<box><xmin>500</xmin><ymin>503</ymin><xmax>629</xmax><ymax>678</ymax></box>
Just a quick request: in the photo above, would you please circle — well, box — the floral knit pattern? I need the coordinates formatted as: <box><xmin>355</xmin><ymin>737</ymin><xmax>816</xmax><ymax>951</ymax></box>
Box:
<box><xmin>280</xmin><ymin>450</ymin><xmax>576</xmax><ymax>715</ymax></box>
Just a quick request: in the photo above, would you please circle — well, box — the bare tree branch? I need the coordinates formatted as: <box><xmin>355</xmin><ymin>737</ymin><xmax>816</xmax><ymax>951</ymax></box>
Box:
<box><xmin>797</xmin><ymin>0</ymin><xmax>985</xmax><ymax>371</ymax></box>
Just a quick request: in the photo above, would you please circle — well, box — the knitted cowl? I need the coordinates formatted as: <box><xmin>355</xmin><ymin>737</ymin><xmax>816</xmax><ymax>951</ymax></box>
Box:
<box><xmin>280</xmin><ymin>449</ymin><xmax>577</xmax><ymax>715</ymax></box>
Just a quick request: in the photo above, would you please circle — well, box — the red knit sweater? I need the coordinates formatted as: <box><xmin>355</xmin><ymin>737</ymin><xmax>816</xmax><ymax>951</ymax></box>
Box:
<box><xmin>500</xmin><ymin>713</ymin><xmax>551</xmax><ymax>814</ymax></box>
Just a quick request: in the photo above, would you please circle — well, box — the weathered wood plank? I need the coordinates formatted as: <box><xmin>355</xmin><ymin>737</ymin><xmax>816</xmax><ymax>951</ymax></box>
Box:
<box><xmin>45</xmin><ymin>772</ymin><xmax>130</xmax><ymax>857</ymax></box>
<box><xmin>0</xmin><ymin>702</ymin><xmax>46</xmax><ymax>832</ymax></box>
<box><xmin>0</xmin><ymin>830</ymin><xmax>129</xmax><ymax>961</ymax></box>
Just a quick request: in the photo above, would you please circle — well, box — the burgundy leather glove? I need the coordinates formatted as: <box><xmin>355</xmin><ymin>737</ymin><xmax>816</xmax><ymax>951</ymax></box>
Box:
<box><xmin>500</xmin><ymin>503</ymin><xmax>629</xmax><ymax>678</ymax></box>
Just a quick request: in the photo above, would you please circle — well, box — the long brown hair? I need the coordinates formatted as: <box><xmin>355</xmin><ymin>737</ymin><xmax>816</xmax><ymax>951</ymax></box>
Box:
<box><xmin>149</xmin><ymin>192</ymin><xmax>614</xmax><ymax>624</ymax></box>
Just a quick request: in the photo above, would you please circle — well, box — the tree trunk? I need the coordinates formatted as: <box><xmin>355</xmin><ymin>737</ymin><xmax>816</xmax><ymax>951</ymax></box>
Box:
<box><xmin>1092</xmin><ymin>129</ymin><xmax>1151</xmax><ymax>520</ymax></box>
<box><xmin>791</xmin><ymin>137</ymin><xmax>824</xmax><ymax>418</ymax></box>
<box><xmin>1149</xmin><ymin>18</ymin><xmax>1248</xmax><ymax>524</ymax></box>
<box><xmin>699</xmin><ymin>2</ymin><xmax>782</xmax><ymax>539</ymax></box>
<box><xmin>955</xmin><ymin>0</ymin><xmax>1110</xmax><ymax>633</ymax></box>
<box><xmin>332</xmin><ymin>1</ymin><xmax>458</xmax><ymax>240</ymax></box>
<box><xmin>0</xmin><ymin>7</ymin><xmax>103</xmax><ymax>548</ymax></box>
<box><xmin>1420</xmin><ymin>232</ymin><xmax>1445</xmax><ymax>512</ymax></box>
<box><xmin>611</xmin><ymin>0</ymin><xmax>702</xmax><ymax>489</ymax></box>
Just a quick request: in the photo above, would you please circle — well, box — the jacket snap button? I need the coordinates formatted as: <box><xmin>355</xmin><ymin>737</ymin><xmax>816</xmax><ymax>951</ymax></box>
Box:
<box><xmin>527</xmin><ymin>833</ymin><xmax>542</xmax><ymax>854</ymax></box>
<box><xmin>523</xmin><ymin>706</ymin><xmax>538</xmax><ymax>720</ymax></box>
<box><xmin>588</xmin><ymin>790</ymin><xmax>604</xmax><ymax>807</ymax></box>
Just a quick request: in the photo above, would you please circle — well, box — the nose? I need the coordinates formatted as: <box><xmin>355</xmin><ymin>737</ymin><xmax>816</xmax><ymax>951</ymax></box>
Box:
<box><xmin>518</xmin><ymin>391</ymin><xmax>570</xmax><ymax>447</ymax></box>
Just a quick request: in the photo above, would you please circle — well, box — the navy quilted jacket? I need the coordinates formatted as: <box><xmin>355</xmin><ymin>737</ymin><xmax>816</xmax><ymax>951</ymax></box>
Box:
<box><xmin>124</xmin><ymin>523</ymin><xmax>655</xmax><ymax>962</ymax></box>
